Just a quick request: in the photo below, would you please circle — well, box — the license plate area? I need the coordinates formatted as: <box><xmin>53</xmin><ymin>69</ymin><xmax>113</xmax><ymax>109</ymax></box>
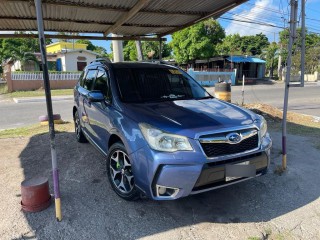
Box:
<box><xmin>225</xmin><ymin>161</ymin><xmax>256</xmax><ymax>182</ymax></box>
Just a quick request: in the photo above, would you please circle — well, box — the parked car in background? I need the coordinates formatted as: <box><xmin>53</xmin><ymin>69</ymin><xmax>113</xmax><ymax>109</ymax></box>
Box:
<box><xmin>73</xmin><ymin>59</ymin><xmax>272</xmax><ymax>201</ymax></box>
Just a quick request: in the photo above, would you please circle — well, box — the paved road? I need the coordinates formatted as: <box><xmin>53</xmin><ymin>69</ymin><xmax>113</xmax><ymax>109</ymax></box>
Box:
<box><xmin>0</xmin><ymin>82</ymin><xmax>319</xmax><ymax>130</ymax></box>
<box><xmin>0</xmin><ymin>99</ymin><xmax>73</xmax><ymax>130</ymax></box>
<box><xmin>208</xmin><ymin>82</ymin><xmax>320</xmax><ymax>116</ymax></box>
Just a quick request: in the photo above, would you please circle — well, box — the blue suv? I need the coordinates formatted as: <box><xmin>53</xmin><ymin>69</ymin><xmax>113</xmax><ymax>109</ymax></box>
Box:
<box><xmin>73</xmin><ymin>59</ymin><xmax>272</xmax><ymax>201</ymax></box>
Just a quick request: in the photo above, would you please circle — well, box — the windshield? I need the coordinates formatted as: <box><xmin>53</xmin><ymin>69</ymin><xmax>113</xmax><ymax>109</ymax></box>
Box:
<box><xmin>115</xmin><ymin>67</ymin><xmax>211</xmax><ymax>103</ymax></box>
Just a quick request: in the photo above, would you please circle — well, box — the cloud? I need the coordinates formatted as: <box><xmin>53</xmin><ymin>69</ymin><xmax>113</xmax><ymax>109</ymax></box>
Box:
<box><xmin>225</xmin><ymin>0</ymin><xmax>278</xmax><ymax>41</ymax></box>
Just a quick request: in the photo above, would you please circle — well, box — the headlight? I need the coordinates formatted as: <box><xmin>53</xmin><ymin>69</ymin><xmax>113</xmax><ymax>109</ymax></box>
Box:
<box><xmin>259</xmin><ymin>116</ymin><xmax>268</xmax><ymax>138</ymax></box>
<box><xmin>139</xmin><ymin>123</ymin><xmax>193</xmax><ymax>152</ymax></box>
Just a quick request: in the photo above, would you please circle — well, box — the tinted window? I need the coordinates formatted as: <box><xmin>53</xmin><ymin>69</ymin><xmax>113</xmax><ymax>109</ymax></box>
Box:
<box><xmin>83</xmin><ymin>70</ymin><xmax>97</xmax><ymax>90</ymax></box>
<box><xmin>115</xmin><ymin>68</ymin><xmax>210</xmax><ymax>103</ymax></box>
<box><xmin>93</xmin><ymin>70</ymin><xmax>111</xmax><ymax>101</ymax></box>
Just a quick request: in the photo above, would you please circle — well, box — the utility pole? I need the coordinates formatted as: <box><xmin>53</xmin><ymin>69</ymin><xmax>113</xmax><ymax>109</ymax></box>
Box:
<box><xmin>300</xmin><ymin>0</ymin><xmax>306</xmax><ymax>87</ymax></box>
<box><xmin>278</xmin><ymin>17</ymin><xmax>286</xmax><ymax>80</ymax></box>
<box><xmin>282</xmin><ymin>0</ymin><xmax>298</xmax><ymax>170</ymax></box>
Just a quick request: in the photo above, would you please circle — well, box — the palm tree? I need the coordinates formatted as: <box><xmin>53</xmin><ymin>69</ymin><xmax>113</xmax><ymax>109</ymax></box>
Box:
<box><xmin>9</xmin><ymin>48</ymin><xmax>39</xmax><ymax>71</ymax></box>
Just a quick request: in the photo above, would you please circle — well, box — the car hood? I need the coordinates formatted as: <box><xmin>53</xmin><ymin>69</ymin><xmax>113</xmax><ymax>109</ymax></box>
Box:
<box><xmin>121</xmin><ymin>99</ymin><xmax>257</xmax><ymax>139</ymax></box>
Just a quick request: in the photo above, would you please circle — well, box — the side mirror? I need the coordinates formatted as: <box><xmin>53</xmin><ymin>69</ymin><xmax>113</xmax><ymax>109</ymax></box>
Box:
<box><xmin>87</xmin><ymin>91</ymin><xmax>104</xmax><ymax>102</ymax></box>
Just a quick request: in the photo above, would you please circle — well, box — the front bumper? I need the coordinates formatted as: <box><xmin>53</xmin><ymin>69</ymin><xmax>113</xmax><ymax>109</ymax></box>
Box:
<box><xmin>130</xmin><ymin>134</ymin><xmax>272</xmax><ymax>200</ymax></box>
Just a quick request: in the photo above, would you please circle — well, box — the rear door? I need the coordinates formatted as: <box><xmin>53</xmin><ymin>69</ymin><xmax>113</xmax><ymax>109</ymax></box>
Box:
<box><xmin>83</xmin><ymin>67</ymin><xmax>113</xmax><ymax>153</ymax></box>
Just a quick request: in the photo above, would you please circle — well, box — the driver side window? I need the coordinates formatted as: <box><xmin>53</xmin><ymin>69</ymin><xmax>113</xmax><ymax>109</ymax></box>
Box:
<box><xmin>83</xmin><ymin>70</ymin><xmax>97</xmax><ymax>91</ymax></box>
<box><xmin>93</xmin><ymin>69</ymin><xmax>111</xmax><ymax>101</ymax></box>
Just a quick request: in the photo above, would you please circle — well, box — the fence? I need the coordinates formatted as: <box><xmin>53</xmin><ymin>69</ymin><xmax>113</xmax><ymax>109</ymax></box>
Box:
<box><xmin>11</xmin><ymin>72</ymin><xmax>81</xmax><ymax>81</ymax></box>
<box><xmin>187</xmin><ymin>68</ymin><xmax>236</xmax><ymax>86</ymax></box>
<box><xmin>6</xmin><ymin>72</ymin><xmax>81</xmax><ymax>92</ymax></box>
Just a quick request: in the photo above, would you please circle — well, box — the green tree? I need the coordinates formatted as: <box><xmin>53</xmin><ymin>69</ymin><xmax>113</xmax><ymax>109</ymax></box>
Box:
<box><xmin>261</xmin><ymin>42</ymin><xmax>278</xmax><ymax>78</ymax></box>
<box><xmin>170</xmin><ymin>19</ymin><xmax>225</xmax><ymax>64</ymax></box>
<box><xmin>122</xmin><ymin>40</ymin><xmax>172</xmax><ymax>61</ymax></box>
<box><xmin>75</xmin><ymin>39</ymin><xmax>96</xmax><ymax>51</ymax></box>
<box><xmin>216</xmin><ymin>34</ymin><xmax>242</xmax><ymax>55</ymax></box>
<box><xmin>279</xmin><ymin>28</ymin><xmax>320</xmax><ymax>74</ymax></box>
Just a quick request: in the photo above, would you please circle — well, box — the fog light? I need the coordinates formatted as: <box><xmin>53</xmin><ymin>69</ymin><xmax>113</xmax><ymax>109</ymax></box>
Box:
<box><xmin>156</xmin><ymin>185</ymin><xmax>180</xmax><ymax>198</ymax></box>
<box><xmin>158</xmin><ymin>186</ymin><xmax>166</xmax><ymax>195</ymax></box>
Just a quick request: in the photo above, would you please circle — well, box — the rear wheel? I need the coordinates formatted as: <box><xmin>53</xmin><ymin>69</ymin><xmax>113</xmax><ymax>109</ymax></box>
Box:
<box><xmin>74</xmin><ymin>110</ymin><xmax>88</xmax><ymax>143</ymax></box>
<box><xmin>106</xmin><ymin>143</ymin><xmax>139</xmax><ymax>201</ymax></box>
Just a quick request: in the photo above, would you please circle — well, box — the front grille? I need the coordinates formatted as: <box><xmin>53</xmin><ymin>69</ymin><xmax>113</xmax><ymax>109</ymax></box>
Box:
<box><xmin>200</xmin><ymin>134</ymin><xmax>259</xmax><ymax>157</ymax></box>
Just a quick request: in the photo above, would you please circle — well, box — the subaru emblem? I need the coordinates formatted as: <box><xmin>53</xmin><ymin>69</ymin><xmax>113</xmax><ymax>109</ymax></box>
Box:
<box><xmin>226</xmin><ymin>132</ymin><xmax>242</xmax><ymax>144</ymax></box>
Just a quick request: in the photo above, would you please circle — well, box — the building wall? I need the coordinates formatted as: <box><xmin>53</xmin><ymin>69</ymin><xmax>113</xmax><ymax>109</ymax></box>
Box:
<box><xmin>63</xmin><ymin>51</ymin><xmax>97</xmax><ymax>71</ymax></box>
<box><xmin>46</xmin><ymin>42</ymin><xmax>87</xmax><ymax>53</ymax></box>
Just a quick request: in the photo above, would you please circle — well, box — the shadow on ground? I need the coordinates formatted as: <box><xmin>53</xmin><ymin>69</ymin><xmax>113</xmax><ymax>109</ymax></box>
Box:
<box><xmin>18</xmin><ymin>128</ymin><xmax>320</xmax><ymax>239</ymax></box>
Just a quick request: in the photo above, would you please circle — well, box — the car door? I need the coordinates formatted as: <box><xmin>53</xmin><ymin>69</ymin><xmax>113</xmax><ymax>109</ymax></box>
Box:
<box><xmin>83</xmin><ymin>67</ymin><xmax>113</xmax><ymax>153</ymax></box>
<box><xmin>78</xmin><ymin>68</ymin><xmax>97</xmax><ymax>138</ymax></box>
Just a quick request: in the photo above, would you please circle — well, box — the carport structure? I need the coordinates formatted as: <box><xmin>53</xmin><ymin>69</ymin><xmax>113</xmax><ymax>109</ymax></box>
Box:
<box><xmin>0</xmin><ymin>0</ymin><xmax>247</xmax><ymax>221</ymax></box>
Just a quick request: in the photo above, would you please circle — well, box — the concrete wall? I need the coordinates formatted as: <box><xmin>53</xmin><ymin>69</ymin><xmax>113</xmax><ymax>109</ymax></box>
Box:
<box><xmin>63</xmin><ymin>51</ymin><xmax>97</xmax><ymax>71</ymax></box>
<box><xmin>283</xmin><ymin>71</ymin><xmax>319</xmax><ymax>82</ymax></box>
<box><xmin>9</xmin><ymin>80</ymin><xmax>77</xmax><ymax>91</ymax></box>
<box><xmin>5</xmin><ymin>67</ymin><xmax>79</xmax><ymax>92</ymax></box>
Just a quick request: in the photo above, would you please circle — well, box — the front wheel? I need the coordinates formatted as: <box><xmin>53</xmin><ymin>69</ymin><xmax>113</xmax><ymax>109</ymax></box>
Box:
<box><xmin>106</xmin><ymin>143</ymin><xmax>140</xmax><ymax>201</ymax></box>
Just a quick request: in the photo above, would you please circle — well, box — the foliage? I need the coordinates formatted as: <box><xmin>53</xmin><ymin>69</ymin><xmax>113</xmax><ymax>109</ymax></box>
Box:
<box><xmin>217</xmin><ymin>33</ymin><xmax>269</xmax><ymax>56</ymax></box>
<box><xmin>279</xmin><ymin>28</ymin><xmax>320</xmax><ymax>74</ymax></box>
<box><xmin>170</xmin><ymin>19</ymin><xmax>225</xmax><ymax>64</ymax></box>
<box><xmin>216</xmin><ymin>34</ymin><xmax>242</xmax><ymax>55</ymax></box>
<box><xmin>260</xmin><ymin>42</ymin><xmax>279</xmax><ymax>78</ymax></box>
<box><xmin>122</xmin><ymin>40</ymin><xmax>172</xmax><ymax>61</ymax></box>
<box><xmin>75</xmin><ymin>40</ymin><xmax>109</xmax><ymax>57</ymax></box>
<box><xmin>0</xmin><ymin>32</ymin><xmax>52</xmax><ymax>66</ymax></box>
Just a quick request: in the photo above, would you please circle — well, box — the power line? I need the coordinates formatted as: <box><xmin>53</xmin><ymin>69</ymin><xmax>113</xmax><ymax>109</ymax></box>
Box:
<box><xmin>219</xmin><ymin>17</ymin><xmax>285</xmax><ymax>29</ymax></box>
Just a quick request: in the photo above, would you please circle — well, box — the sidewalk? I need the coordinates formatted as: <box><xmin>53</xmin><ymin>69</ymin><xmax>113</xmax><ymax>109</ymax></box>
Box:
<box><xmin>13</xmin><ymin>95</ymin><xmax>73</xmax><ymax>103</ymax></box>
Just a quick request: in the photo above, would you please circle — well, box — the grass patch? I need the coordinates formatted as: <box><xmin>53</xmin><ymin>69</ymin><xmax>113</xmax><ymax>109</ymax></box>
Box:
<box><xmin>0</xmin><ymin>122</ymin><xmax>74</xmax><ymax>139</ymax></box>
<box><xmin>245</xmin><ymin>103</ymin><xmax>320</xmax><ymax>138</ymax></box>
<box><xmin>2</xmin><ymin>88</ymin><xmax>74</xmax><ymax>98</ymax></box>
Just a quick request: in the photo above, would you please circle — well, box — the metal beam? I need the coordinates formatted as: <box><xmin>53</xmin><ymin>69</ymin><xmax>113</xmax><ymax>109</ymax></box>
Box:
<box><xmin>34</xmin><ymin>0</ymin><xmax>62</xmax><ymax>221</ymax></box>
<box><xmin>0</xmin><ymin>33</ymin><xmax>166</xmax><ymax>41</ymax></box>
<box><xmin>0</xmin><ymin>16</ymin><xmax>180</xmax><ymax>29</ymax></box>
<box><xmin>158</xmin><ymin>0</ymin><xmax>247</xmax><ymax>37</ymax></box>
<box><xmin>4</xmin><ymin>0</ymin><xmax>208</xmax><ymax>17</ymax></box>
<box><xmin>104</xmin><ymin>0</ymin><xmax>151</xmax><ymax>35</ymax></box>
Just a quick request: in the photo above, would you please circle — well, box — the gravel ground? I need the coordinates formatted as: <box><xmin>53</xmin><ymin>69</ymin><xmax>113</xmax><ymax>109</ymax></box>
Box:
<box><xmin>0</xmin><ymin>129</ymin><xmax>319</xmax><ymax>240</ymax></box>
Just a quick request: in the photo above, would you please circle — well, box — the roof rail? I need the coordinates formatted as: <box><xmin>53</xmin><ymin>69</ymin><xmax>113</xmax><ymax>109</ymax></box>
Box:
<box><xmin>139</xmin><ymin>59</ymin><xmax>174</xmax><ymax>65</ymax></box>
<box><xmin>90</xmin><ymin>58</ymin><xmax>112</xmax><ymax>64</ymax></box>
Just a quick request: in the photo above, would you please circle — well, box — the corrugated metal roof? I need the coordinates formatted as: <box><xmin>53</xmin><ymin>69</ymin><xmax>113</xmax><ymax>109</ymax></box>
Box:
<box><xmin>0</xmin><ymin>0</ymin><xmax>247</xmax><ymax>37</ymax></box>
<box><xmin>227</xmin><ymin>56</ymin><xmax>266</xmax><ymax>63</ymax></box>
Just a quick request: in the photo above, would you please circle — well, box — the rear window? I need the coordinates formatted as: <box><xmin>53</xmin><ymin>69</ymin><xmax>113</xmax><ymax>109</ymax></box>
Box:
<box><xmin>115</xmin><ymin>68</ymin><xmax>209</xmax><ymax>103</ymax></box>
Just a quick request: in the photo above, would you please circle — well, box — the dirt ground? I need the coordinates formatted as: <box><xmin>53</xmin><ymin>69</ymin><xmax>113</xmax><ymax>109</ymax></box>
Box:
<box><xmin>0</xmin><ymin>127</ymin><xmax>320</xmax><ymax>240</ymax></box>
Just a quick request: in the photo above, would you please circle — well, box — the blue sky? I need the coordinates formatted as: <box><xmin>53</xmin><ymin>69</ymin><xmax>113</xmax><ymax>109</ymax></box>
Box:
<box><xmin>91</xmin><ymin>0</ymin><xmax>320</xmax><ymax>53</ymax></box>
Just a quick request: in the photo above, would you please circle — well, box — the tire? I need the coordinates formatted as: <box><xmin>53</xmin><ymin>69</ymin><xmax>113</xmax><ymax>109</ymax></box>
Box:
<box><xmin>74</xmin><ymin>110</ymin><xmax>88</xmax><ymax>143</ymax></box>
<box><xmin>106</xmin><ymin>143</ymin><xmax>140</xmax><ymax>201</ymax></box>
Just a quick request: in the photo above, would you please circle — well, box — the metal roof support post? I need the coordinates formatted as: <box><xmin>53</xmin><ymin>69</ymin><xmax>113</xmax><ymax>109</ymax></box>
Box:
<box><xmin>112</xmin><ymin>33</ymin><xmax>124</xmax><ymax>62</ymax></box>
<box><xmin>34</xmin><ymin>0</ymin><xmax>62</xmax><ymax>221</ymax></box>
<box><xmin>282</xmin><ymin>0</ymin><xmax>298</xmax><ymax>170</ymax></box>
<box><xmin>136</xmin><ymin>39</ymin><xmax>143</xmax><ymax>61</ymax></box>
<box><xmin>159</xmin><ymin>38</ymin><xmax>162</xmax><ymax>60</ymax></box>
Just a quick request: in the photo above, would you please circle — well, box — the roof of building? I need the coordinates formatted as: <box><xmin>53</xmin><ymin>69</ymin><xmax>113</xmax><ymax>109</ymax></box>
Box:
<box><xmin>0</xmin><ymin>0</ymin><xmax>247</xmax><ymax>38</ymax></box>
<box><xmin>226</xmin><ymin>56</ymin><xmax>266</xmax><ymax>63</ymax></box>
